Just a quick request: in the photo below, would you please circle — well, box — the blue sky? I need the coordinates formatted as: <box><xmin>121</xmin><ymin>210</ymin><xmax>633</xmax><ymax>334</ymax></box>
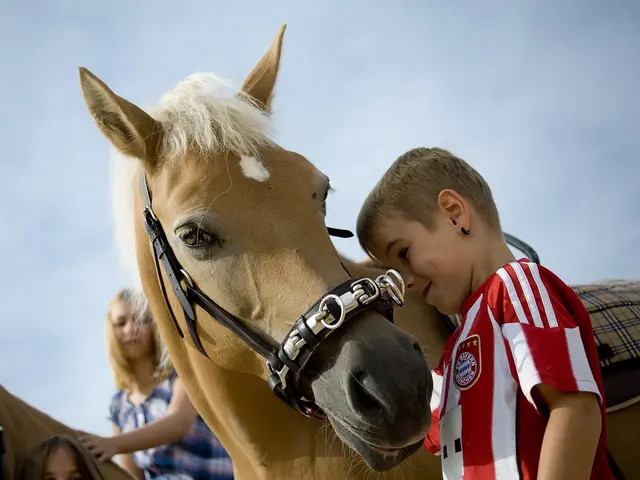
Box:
<box><xmin>0</xmin><ymin>0</ymin><xmax>638</xmax><ymax>436</ymax></box>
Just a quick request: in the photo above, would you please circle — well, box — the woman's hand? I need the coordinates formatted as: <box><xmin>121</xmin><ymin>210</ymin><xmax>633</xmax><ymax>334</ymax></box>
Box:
<box><xmin>77</xmin><ymin>430</ymin><xmax>120</xmax><ymax>463</ymax></box>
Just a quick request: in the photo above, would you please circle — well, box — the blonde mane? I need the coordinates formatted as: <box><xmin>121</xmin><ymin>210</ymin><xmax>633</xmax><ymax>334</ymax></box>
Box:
<box><xmin>150</xmin><ymin>73</ymin><xmax>273</xmax><ymax>162</ymax></box>
<box><xmin>109</xmin><ymin>72</ymin><xmax>275</xmax><ymax>288</ymax></box>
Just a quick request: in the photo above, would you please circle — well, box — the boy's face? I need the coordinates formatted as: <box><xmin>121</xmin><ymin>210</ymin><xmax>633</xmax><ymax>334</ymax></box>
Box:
<box><xmin>368</xmin><ymin>209</ymin><xmax>474</xmax><ymax>315</ymax></box>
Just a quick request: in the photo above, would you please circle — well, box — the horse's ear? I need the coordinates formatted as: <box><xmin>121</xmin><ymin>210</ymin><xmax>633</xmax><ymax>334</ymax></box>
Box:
<box><xmin>239</xmin><ymin>24</ymin><xmax>286</xmax><ymax>113</ymax></box>
<box><xmin>78</xmin><ymin>67</ymin><xmax>163</xmax><ymax>164</ymax></box>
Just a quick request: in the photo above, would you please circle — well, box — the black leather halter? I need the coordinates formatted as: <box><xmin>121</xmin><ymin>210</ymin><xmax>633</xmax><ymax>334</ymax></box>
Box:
<box><xmin>139</xmin><ymin>173</ymin><xmax>406</xmax><ymax>418</ymax></box>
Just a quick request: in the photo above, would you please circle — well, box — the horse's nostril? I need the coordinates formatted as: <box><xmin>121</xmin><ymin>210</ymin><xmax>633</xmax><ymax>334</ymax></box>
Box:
<box><xmin>348</xmin><ymin>370</ymin><xmax>385</xmax><ymax>419</ymax></box>
<box><xmin>412</xmin><ymin>340</ymin><xmax>423</xmax><ymax>354</ymax></box>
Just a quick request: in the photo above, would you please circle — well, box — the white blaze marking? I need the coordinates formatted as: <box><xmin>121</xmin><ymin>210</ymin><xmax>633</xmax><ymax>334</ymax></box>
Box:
<box><xmin>240</xmin><ymin>155</ymin><xmax>270</xmax><ymax>182</ymax></box>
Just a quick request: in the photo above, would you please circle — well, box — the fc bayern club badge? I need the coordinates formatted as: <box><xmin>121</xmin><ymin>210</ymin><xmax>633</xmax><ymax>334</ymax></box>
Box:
<box><xmin>454</xmin><ymin>334</ymin><xmax>482</xmax><ymax>391</ymax></box>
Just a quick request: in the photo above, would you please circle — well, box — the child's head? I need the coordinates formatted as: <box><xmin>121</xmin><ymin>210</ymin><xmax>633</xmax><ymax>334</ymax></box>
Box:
<box><xmin>357</xmin><ymin>147</ymin><xmax>504</xmax><ymax>314</ymax></box>
<box><xmin>105</xmin><ymin>288</ymin><xmax>165</xmax><ymax>390</ymax></box>
<box><xmin>19</xmin><ymin>435</ymin><xmax>93</xmax><ymax>480</ymax></box>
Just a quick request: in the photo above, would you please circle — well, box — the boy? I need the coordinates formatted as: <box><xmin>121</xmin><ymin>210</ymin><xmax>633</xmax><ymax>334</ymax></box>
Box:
<box><xmin>356</xmin><ymin>147</ymin><xmax>613</xmax><ymax>479</ymax></box>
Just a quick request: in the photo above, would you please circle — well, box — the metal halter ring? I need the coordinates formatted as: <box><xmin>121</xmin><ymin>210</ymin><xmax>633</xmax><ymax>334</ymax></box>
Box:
<box><xmin>377</xmin><ymin>269</ymin><xmax>406</xmax><ymax>307</ymax></box>
<box><xmin>385</xmin><ymin>269</ymin><xmax>405</xmax><ymax>298</ymax></box>
<box><xmin>319</xmin><ymin>294</ymin><xmax>346</xmax><ymax>330</ymax></box>
<box><xmin>179</xmin><ymin>269</ymin><xmax>195</xmax><ymax>289</ymax></box>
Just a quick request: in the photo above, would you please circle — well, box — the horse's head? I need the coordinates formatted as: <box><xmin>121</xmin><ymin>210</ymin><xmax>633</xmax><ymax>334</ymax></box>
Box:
<box><xmin>79</xmin><ymin>25</ymin><xmax>432</xmax><ymax>471</ymax></box>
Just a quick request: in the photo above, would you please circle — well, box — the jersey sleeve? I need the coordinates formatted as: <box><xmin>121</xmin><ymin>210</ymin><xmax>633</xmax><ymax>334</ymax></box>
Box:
<box><xmin>423</xmin><ymin>360</ymin><xmax>444</xmax><ymax>454</ymax></box>
<box><xmin>493</xmin><ymin>261</ymin><xmax>602</xmax><ymax>414</ymax></box>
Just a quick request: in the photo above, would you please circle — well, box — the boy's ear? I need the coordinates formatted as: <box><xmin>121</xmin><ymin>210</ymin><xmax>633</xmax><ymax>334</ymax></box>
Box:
<box><xmin>437</xmin><ymin>189</ymin><xmax>470</xmax><ymax>230</ymax></box>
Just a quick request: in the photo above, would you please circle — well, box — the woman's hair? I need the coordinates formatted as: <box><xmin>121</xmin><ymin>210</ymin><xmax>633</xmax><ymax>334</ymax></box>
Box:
<box><xmin>18</xmin><ymin>435</ymin><xmax>95</xmax><ymax>480</ymax></box>
<box><xmin>105</xmin><ymin>288</ymin><xmax>171</xmax><ymax>391</ymax></box>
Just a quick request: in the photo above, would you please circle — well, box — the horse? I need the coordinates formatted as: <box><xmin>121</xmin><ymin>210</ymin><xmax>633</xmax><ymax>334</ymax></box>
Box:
<box><xmin>78</xmin><ymin>24</ymin><xmax>446</xmax><ymax>479</ymax></box>
<box><xmin>0</xmin><ymin>383</ymin><xmax>131</xmax><ymax>479</ymax></box>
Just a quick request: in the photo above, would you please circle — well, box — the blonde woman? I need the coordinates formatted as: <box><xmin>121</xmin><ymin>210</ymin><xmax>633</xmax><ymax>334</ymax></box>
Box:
<box><xmin>78</xmin><ymin>289</ymin><xmax>234</xmax><ymax>480</ymax></box>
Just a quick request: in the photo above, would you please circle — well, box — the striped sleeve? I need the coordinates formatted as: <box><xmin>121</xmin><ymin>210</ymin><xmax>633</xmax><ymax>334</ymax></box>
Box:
<box><xmin>494</xmin><ymin>261</ymin><xmax>601</xmax><ymax>413</ymax></box>
<box><xmin>423</xmin><ymin>361</ymin><xmax>444</xmax><ymax>454</ymax></box>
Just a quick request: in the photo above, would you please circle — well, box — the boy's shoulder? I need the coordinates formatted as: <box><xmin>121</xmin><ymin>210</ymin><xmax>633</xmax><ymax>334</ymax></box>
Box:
<box><xmin>480</xmin><ymin>259</ymin><xmax>584</xmax><ymax>327</ymax></box>
<box><xmin>478</xmin><ymin>259</ymin><xmax>590</xmax><ymax>329</ymax></box>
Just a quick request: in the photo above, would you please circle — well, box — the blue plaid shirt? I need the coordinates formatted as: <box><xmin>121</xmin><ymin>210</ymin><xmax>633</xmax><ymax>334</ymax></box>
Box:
<box><xmin>109</xmin><ymin>372</ymin><xmax>234</xmax><ymax>480</ymax></box>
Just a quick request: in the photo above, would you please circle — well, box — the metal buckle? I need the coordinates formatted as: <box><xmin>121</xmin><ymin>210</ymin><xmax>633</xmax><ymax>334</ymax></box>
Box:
<box><xmin>179</xmin><ymin>268</ymin><xmax>195</xmax><ymax>289</ymax></box>
<box><xmin>266</xmin><ymin>358</ymin><xmax>289</xmax><ymax>389</ymax></box>
<box><xmin>142</xmin><ymin>205</ymin><xmax>159</xmax><ymax>223</ymax></box>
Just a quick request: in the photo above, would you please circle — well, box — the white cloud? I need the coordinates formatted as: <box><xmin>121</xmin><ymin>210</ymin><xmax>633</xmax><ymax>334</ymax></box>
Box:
<box><xmin>0</xmin><ymin>0</ymin><xmax>637</xmax><ymax>436</ymax></box>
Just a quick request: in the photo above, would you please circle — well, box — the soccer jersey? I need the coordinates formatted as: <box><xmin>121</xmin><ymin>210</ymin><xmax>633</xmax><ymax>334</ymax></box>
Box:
<box><xmin>423</xmin><ymin>259</ymin><xmax>613</xmax><ymax>479</ymax></box>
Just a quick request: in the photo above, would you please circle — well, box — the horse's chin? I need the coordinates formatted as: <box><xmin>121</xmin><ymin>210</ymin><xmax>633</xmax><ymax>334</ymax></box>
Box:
<box><xmin>327</xmin><ymin>416</ymin><xmax>427</xmax><ymax>472</ymax></box>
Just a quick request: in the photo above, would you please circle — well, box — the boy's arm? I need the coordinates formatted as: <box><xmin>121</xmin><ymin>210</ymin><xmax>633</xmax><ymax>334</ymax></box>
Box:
<box><xmin>494</xmin><ymin>262</ymin><xmax>603</xmax><ymax>477</ymax></box>
<box><xmin>113</xmin><ymin>376</ymin><xmax>198</xmax><ymax>454</ymax></box>
<box><xmin>536</xmin><ymin>385</ymin><xmax>602</xmax><ymax>480</ymax></box>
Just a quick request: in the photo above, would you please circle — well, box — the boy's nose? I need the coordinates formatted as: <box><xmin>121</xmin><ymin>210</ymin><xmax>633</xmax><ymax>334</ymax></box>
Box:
<box><xmin>405</xmin><ymin>273</ymin><xmax>417</xmax><ymax>291</ymax></box>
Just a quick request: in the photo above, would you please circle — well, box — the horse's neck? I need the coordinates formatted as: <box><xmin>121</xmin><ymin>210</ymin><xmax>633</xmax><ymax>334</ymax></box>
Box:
<box><xmin>178</xmin><ymin>354</ymin><xmax>379</xmax><ymax>480</ymax></box>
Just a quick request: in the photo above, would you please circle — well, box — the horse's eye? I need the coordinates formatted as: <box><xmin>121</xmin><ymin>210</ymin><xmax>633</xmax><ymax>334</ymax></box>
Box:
<box><xmin>177</xmin><ymin>226</ymin><xmax>223</xmax><ymax>248</ymax></box>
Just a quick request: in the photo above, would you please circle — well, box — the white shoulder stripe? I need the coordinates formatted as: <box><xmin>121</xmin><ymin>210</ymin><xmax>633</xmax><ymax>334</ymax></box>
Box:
<box><xmin>565</xmin><ymin>327</ymin><xmax>601</xmax><ymax>402</ymax></box>
<box><xmin>497</xmin><ymin>267</ymin><xmax>529</xmax><ymax>324</ymax></box>
<box><xmin>502</xmin><ymin>321</ymin><xmax>540</xmax><ymax>406</ymax></box>
<box><xmin>525</xmin><ymin>262</ymin><xmax>558</xmax><ymax>328</ymax></box>
<box><xmin>510</xmin><ymin>262</ymin><xmax>544</xmax><ymax>328</ymax></box>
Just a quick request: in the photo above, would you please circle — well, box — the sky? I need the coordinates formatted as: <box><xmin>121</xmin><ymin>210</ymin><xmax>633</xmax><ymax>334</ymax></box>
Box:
<box><xmin>0</xmin><ymin>0</ymin><xmax>638</xmax><ymax>437</ymax></box>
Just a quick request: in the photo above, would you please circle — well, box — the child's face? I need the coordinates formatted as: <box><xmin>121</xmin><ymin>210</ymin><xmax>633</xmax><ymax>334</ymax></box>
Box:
<box><xmin>42</xmin><ymin>445</ymin><xmax>83</xmax><ymax>480</ymax></box>
<box><xmin>368</xmin><ymin>212</ymin><xmax>474</xmax><ymax>315</ymax></box>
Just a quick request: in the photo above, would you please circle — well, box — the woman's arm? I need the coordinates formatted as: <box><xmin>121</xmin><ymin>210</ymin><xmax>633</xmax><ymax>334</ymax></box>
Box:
<box><xmin>110</xmin><ymin>423</ymin><xmax>145</xmax><ymax>480</ymax></box>
<box><xmin>79</xmin><ymin>377</ymin><xmax>199</xmax><ymax>463</ymax></box>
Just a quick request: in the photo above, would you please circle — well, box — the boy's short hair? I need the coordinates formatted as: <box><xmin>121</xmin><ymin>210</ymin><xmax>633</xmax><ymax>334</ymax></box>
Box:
<box><xmin>357</xmin><ymin>147</ymin><xmax>501</xmax><ymax>256</ymax></box>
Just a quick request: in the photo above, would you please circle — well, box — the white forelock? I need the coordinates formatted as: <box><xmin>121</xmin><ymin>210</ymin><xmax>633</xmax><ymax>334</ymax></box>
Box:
<box><xmin>149</xmin><ymin>72</ymin><xmax>273</xmax><ymax>162</ymax></box>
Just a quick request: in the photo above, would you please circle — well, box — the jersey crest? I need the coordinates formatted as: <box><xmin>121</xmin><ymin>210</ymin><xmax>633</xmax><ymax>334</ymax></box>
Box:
<box><xmin>454</xmin><ymin>334</ymin><xmax>481</xmax><ymax>390</ymax></box>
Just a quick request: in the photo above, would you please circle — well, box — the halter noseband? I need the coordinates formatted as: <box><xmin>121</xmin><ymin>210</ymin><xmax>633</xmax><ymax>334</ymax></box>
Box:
<box><xmin>139</xmin><ymin>173</ymin><xmax>406</xmax><ymax>418</ymax></box>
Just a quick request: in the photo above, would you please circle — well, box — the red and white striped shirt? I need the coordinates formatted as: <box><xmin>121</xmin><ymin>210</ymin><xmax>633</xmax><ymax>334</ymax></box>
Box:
<box><xmin>424</xmin><ymin>259</ymin><xmax>613</xmax><ymax>479</ymax></box>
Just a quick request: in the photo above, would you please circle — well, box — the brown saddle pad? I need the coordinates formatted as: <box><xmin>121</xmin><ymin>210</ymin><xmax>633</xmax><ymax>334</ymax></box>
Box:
<box><xmin>445</xmin><ymin>279</ymin><xmax>640</xmax><ymax>409</ymax></box>
<box><xmin>573</xmin><ymin>280</ymin><xmax>640</xmax><ymax>409</ymax></box>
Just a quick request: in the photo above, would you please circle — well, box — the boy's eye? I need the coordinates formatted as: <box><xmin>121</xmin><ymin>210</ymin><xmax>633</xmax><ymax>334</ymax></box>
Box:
<box><xmin>398</xmin><ymin>248</ymin><xmax>409</xmax><ymax>260</ymax></box>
